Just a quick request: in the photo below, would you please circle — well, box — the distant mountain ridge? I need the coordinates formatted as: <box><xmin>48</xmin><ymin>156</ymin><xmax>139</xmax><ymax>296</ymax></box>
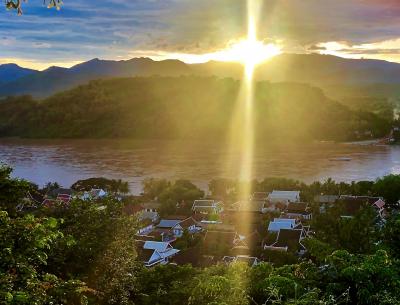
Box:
<box><xmin>0</xmin><ymin>63</ymin><xmax>37</xmax><ymax>86</ymax></box>
<box><xmin>2</xmin><ymin>54</ymin><xmax>400</xmax><ymax>98</ymax></box>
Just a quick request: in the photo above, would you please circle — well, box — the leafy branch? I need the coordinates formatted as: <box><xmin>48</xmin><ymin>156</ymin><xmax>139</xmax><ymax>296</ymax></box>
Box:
<box><xmin>5</xmin><ymin>0</ymin><xmax>63</xmax><ymax>15</ymax></box>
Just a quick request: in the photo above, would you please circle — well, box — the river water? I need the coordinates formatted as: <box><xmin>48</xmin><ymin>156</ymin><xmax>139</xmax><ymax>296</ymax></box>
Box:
<box><xmin>0</xmin><ymin>139</ymin><xmax>399</xmax><ymax>194</ymax></box>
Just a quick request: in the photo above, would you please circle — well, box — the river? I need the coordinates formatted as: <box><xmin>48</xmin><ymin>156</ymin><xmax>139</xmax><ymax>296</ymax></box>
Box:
<box><xmin>0</xmin><ymin>139</ymin><xmax>400</xmax><ymax>194</ymax></box>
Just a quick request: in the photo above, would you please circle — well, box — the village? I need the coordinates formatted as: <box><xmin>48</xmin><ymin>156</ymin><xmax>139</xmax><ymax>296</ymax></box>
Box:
<box><xmin>21</xmin><ymin>179</ymin><xmax>387</xmax><ymax>269</ymax></box>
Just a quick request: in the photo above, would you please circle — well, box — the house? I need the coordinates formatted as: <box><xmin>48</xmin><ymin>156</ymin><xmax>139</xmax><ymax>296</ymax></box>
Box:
<box><xmin>136</xmin><ymin>241</ymin><xmax>180</xmax><ymax>267</ymax></box>
<box><xmin>267</xmin><ymin>218</ymin><xmax>297</xmax><ymax>233</ymax></box>
<box><xmin>251</xmin><ymin>192</ymin><xmax>268</xmax><ymax>201</ymax></box>
<box><xmin>48</xmin><ymin>188</ymin><xmax>73</xmax><ymax>198</ymax></box>
<box><xmin>314</xmin><ymin>195</ymin><xmax>339</xmax><ymax>204</ymax></box>
<box><xmin>264</xmin><ymin>228</ymin><xmax>308</xmax><ymax>255</ymax></box>
<box><xmin>338</xmin><ymin>195</ymin><xmax>386</xmax><ymax>218</ymax></box>
<box><xmin>284</xmin><ymin>202</ymin><xmax>312</xmax><ymax>220</ymax></box>
<box><xmin>222</xmin><ymin>255</ymin><xmax>260</xmax><ymax>267</ymax></box>
<box><xmin>80</xmin><ymin>188</ymin><xmax>108</xmax><ymax>200</ymax></box>
<box><xmin>171</xmin><ymin>217</ymin><xmax>202</xmax><ymax>237</ymax></box>
<box><xmin>231</xmin><ymin>230</ymin><xmax>263</xmax><ymax>256</ymax></box>
<box><xmin>157</xmin><ymin>217</ymin><xmax>202</xmax><ymax>238</ymax></box>
<box><xmin>56</xmin><ymin>193</ymin><xmax>72</xmax><ymax>204</ymax></box>
<box><xmin>157</xmin><ymin>219</ymin><xmax>181</xmax><ymax>230</ymax></box>
<box><xmin>90</xmin><ymin>188</ymin><xmax>107</xmax><ymax>199</ymax></box>
<box><xmin>42</xmin><ymin>199</ymin><xmax>58</xmax><ymax>208</ymax></box>
<box><xmin>192</xmin><ymin>200</ymin><xmax>223</xmax><ymax>214</ymax></box>
<box><xmin>141</xmin><ymin>202</ymin><xmax>161</xmax><ymax>222</ymax></box>
<box><xmin>232</xmin><ymin>200</ymin><xmax>267</xmax><ymax>213</ymax></box>
<box><xmin>314</xmin><ymin>195</ymin><xmax>340</xmax><ymax>213</ymax></box>
<box><xmin>267</xmin><ymin>191</ymin><xmax>300</xmax><ymax>205</ymax></box>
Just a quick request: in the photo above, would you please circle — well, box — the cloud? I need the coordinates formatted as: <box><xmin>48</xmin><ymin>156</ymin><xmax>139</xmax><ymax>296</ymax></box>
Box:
<box><xmin>0</xmin><ymin>0</ymin><xmax>399</xmax><ymax>68</ymax></box>
<box><xmin>313</xmin><ymin>39</ymin><xmax>400</xmax><ymax>63</ymax></box>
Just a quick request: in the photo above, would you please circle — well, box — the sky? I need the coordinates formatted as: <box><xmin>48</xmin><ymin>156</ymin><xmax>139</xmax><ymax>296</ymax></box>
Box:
<box><xmin>0</xmin><ymin>0</ymin><xmax>400</xmax><ymax>70</ymax></box>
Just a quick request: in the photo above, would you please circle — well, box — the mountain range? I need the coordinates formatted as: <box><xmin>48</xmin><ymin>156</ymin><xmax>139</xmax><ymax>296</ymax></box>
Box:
<box><xmin>1</xmin><ymin>54</ymin><xmax>400</xmax><ymax>98</ymax></box>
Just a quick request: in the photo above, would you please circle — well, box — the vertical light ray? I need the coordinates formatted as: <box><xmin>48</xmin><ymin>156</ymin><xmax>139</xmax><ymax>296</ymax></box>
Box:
<box><xmin>238</xmin><ymin>0</ymin><xmax>260</xmax><ymax>201</ymax></box>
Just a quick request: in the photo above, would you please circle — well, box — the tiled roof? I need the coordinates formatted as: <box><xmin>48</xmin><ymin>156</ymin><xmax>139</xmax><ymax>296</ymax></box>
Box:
<box><xmin>234</xmin><ymin>200</ymin><xmax>265</xmax><ymax>212</ymax></box>
<box><xmin>177</xmin><ymin>217</ymin><xmax>198</xmax><ymax>229</ymax></box>
<box><xmin>268</xmin><ymin>191</ymin><xmax>300</xmax><ymax>202</ymax></box>
<box><xmin>252</xmin><ymin>192</ymin><xmax>268</xmax><ymax>200</ymax></box>
<box><xmin>268</xmin><ymin>221</ymin><xmax>294</xmax><ymax>232</ymax></box>
<box><xmin>286</xmin><ymin>202</ymin><xmax>308</xmax><ymax>212</ymax></box>
<box><xmin>143</xmin><ymin>241</ymin><xmax>171</xmax><ymax>252</ymax></box>
<box><xmin>275</xmin><ymin>229</ymin><xmax>303</xmax><ymax>250</ymax></box>
<box><xmin>157</xmin><ymin>219</ymin><xmax>181</xmax><ymax>228</ymax></box>
<box><xmin>193</xmin><ymin>200</ymin><xmax>216</xmax><ymax>207</ymax></box>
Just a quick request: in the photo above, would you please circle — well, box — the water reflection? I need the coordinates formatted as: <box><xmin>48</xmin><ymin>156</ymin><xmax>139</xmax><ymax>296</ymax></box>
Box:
<box><xmin>0</xmin><ymin>139</ymin><xmax>399</xmax><ymax>194</ymax></box>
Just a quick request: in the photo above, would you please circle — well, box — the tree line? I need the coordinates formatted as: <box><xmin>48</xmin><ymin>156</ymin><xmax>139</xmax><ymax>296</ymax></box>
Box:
<box><xmin>0</xmin><ymin>77</ymin><xmax>392</xmax><ymax>141</ymax></box>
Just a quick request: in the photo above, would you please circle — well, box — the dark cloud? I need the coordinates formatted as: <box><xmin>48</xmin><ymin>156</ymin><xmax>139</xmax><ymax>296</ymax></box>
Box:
<box><xmin>0</xmin><ymin>0</ymin><xmax>399</xmax><ymax>67</ymax></box>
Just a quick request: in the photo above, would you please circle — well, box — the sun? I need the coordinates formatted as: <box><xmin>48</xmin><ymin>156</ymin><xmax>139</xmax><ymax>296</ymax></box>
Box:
<box><xmin>213</xmin><ymin>39</ymin><xmax>281</xmax><ymax>68</ymax></box>
<box><xmin>211</xmin><ymin>15</ymin><xmax>281</xmax><ymax>75</ymax></box>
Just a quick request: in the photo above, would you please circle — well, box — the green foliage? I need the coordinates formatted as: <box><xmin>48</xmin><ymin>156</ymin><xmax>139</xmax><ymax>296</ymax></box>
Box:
<box><xmin>71</xmin><ymin>177</ymin><xmax>129</xmax><ymax>194</ymax></box>
<box><xmin>0</xmin><ymin>77</ymin><xmax>391</xmax><ymax>141</ymax></box>
<box><xmin>372</xmin><ymin>175</ymin><xmax>400</xmax><ymax>208</ymax></box>
<box><xmin>5</xmin><ymin>0</ymin><xmax>63</xmax><ymax>15</ymax></box>
<box><xmin>133</xmin><ymin>264</ymin><xmax>199</xmax><ymax>305</ymax></box>
<box><xmin>381</xmin><ymin>213</ymin><xmax>400</xmax><ymax>259</ymax></box>
<box><xmin>0</xmin><ymin>164</ymin><xmax>33</xmax><ymax>216</ymax></box>
<box><xmin>312</xmin><ymin>204</ymin><xmax>379</xmax><ymax>254</ymax></box>
<box><xmin>0</xmin><ymin>211</ymin><xmax>91</xmax><ymax>304</ymax></box>
<box><xmin>144</xmin><ymin>179</ymin><xmax>204</xmax><ymax>216</ymax></box>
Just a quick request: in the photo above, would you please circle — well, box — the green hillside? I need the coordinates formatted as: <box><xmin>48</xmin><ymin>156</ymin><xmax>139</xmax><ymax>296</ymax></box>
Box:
<box><xmin>0</xmin><ymin>76</ymin><xmax>391</xmax><ymax>141</ymax></box>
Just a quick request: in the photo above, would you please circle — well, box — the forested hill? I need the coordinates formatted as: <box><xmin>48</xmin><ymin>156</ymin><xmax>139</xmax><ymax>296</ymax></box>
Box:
<box><xmin>0</xmin><ymin>76</ymin><xmax>390</xmax><ymax>141</ymax></box>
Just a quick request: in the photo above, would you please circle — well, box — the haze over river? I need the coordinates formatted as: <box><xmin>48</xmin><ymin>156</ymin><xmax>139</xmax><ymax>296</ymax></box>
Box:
<box><xmin>1</xmin><ymin>139</ymin><xmax>400</xmax><ymax>194</ymax></box>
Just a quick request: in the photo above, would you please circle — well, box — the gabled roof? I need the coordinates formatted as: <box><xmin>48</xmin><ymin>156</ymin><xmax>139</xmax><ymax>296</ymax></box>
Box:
<box><xmin>275</xmin><ymin>229</ymin><xmax>303</xmax><ymax>250</ymax></box>
<box><xmin>42</xmin><ymin>199</ymin><xmax>57</xmax><ymax>207</ymax></box>
<box><xmin>193</xmin><ymin>200</ymin><xmax>216</xmax><ymax>207</ymax></box>
<box><xmin>90</xmin><ymin>188</ymin><xmax>107</xmax><ymax>197</ymax></box>
<box><xmin>252</xmin><ymin>192</ymin><xmax>268</xmax><ymax>200</ymax></box>
<box><xmin>157</xmin><ymin>219</ymin><xmax>181</xmax><ymax>228</ymax></box>
<box><xmin>374</xmin><ymin>199</ymin><xmax>385</xmax><ymax>209</ymax></box>
<box><xmin>48</xmin><ymin>188</ymin><xmax>73</xmax><ymax>197</ymax></box>
<box><xmin>268</xmin><ymin>221</ymin><xmax>295</xmax><ymax>232</ymax></box>
<box><xmin>137</xmin><ymin>247</ymin><xmax>155</xmax><ymax>263</ymax></box>
<box><xmin>233</xmin><ymin>200</ymin><xmax>265</xmax><ymax>212</ymax></box>
<box><xmin>28</xmin><ymin>191</ymin><xmax>45</xmax><ymax>204</ymax></box>
<box><xmin>274</xmin><ymin>218</ymin><xmax>297</xmax><ymax>225</ymax></box>
<box><xmin>56</xmin><ymin>194</ymin><xmax>72</xmax><ymax>203</ymax></box>
<box><xmin>268</xmin><ymin>190</ymin><xmax>300</xmax><ymax>202</ymax></box>
<box><xmin>143</xmin><ymin>241</ymin><xmax>172</xmax><ymax>252</ymax></box>
<box><xmin>314</xmin><ymin>195</ymin><xmax>339</xmax><ymax>203</ymax></box>
<box><xmin>235</xmin><ymin>255</ymin><xmax>259</xmax><ymax>266</ymax></box>
<box><xmin>286</xmin><ymin>202</ymin><xmax>308</xmax><ymax>212</ymax></box>
<box><xmin>176</xmin><ymin>217</ymin><xmax>199</xmax><ymax>229</ymax></box>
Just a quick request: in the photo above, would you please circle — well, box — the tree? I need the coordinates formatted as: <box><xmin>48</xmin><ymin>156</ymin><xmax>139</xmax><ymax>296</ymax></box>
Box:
<box><xmin>373</xmin><ymin>174</ymin><xmax>400</xmax><ymax>209</ymax></box>
<box><xmin>0</xmin><ymin>211</ymin><xmax>93</xmax><ymax>304</ymax></box>
<box><xmin>5</xmin><ymin>0</ymin><xmax>63</xmax><ymax>15</ymax></box>
<box><xmin>71</xmin><ymin>177</ymin><xmax>130</xmax><ymax>194</ymax></box>
<box><xmin>0</xmin><ymin>164</ymin><xmax>33</xmax><ymax>216</ymax></box>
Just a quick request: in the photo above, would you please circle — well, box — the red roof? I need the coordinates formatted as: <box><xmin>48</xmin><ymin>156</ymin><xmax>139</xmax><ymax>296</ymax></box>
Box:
<box><xmin>57</xmin><ymin>194</ymin><xmax>72</xmax><ymax>203</ymax></box>
<box><xmin>42</xmin><ymin>199</ymin><xmax>57</xmax><ymax>207</ymax></box>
